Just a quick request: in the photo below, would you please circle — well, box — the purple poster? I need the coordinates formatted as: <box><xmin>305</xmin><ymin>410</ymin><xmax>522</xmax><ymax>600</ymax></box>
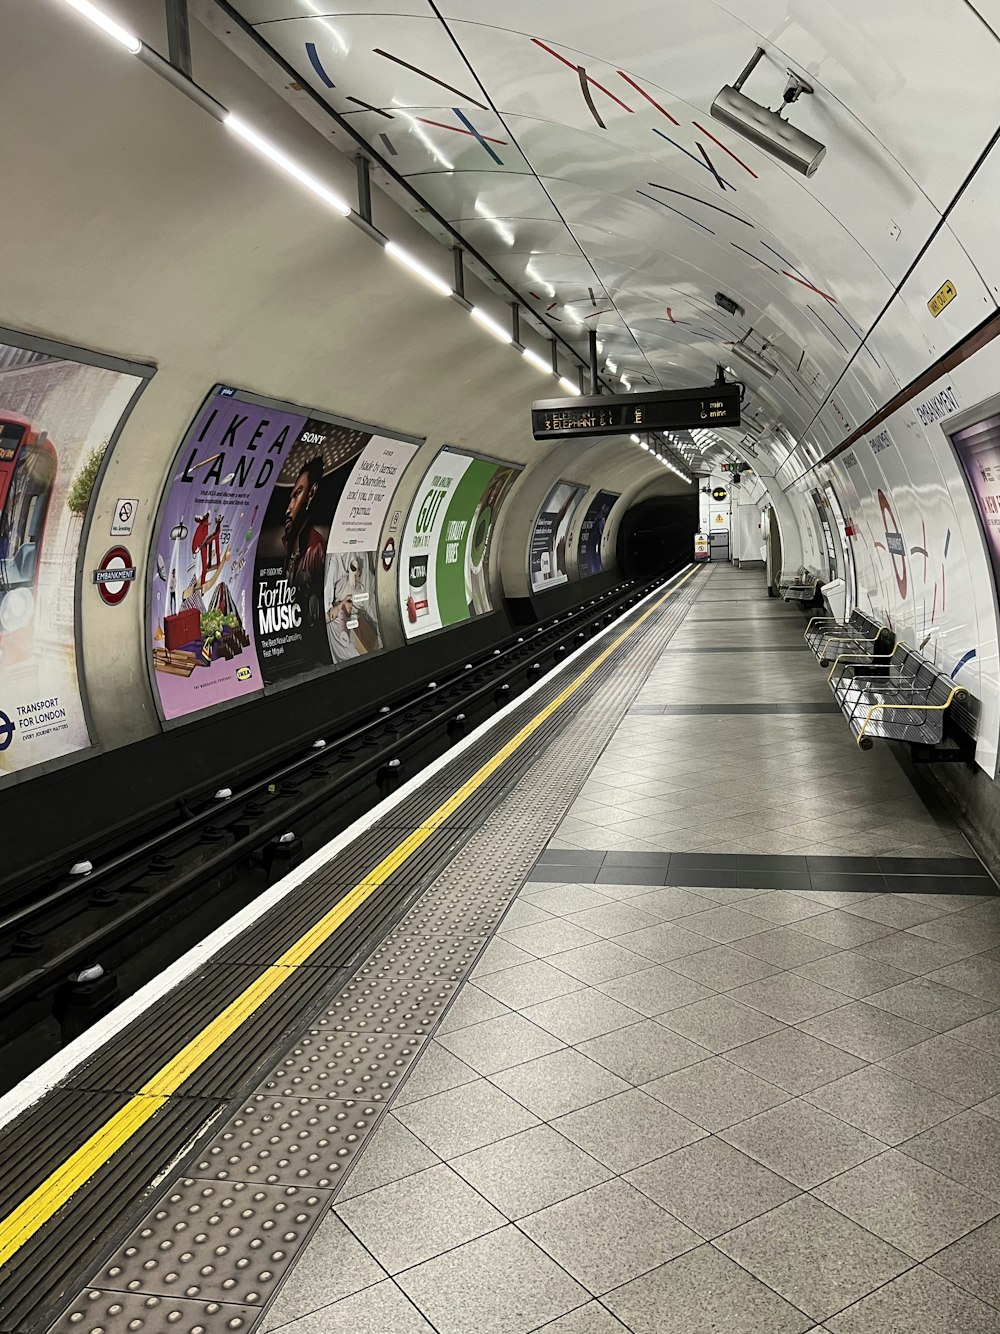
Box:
<box><xmin>577</xmin><ymin>490</ymin><xmax>618</xmax><ymax>578</ymax></box>
<box><xmin>952</xmin><ymin>413</ymin><xmax>1000</xmax><ymax>594</ymax></box>
<box><xmin>150</xmin><ymin>390</ymin><xmax>307</xmax><ymax>720</ymax></box>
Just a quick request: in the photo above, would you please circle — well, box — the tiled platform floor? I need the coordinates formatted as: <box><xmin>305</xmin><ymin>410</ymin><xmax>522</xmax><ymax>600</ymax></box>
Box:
<box><xmin>261</xmin><ymin>568</ymin><xmax>1000</xmax><ymax>1334</ymax></box>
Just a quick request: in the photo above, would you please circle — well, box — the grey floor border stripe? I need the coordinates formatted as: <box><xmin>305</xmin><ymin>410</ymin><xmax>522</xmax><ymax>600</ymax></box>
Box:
<box><xmin>629</xmin><ymin>703</ymin><xmax>842</xmax><ymax>715</ymax></box>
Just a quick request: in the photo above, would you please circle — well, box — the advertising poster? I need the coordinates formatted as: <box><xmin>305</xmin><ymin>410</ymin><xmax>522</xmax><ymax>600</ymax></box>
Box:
<box><xmin>952</xmin><ymin>413</ymin><xmax>1000</xmax><ymax>596</ymax></box>
<box><xmin>577</xmin><ymin>490</ymin><xmax>619</xmax><ymax>578</ymax></box>
<box><xmin>324</xmin><ymin>435</ymin><xmax>417</xmax><ymax>665</ymax></box>
<box><xmin>530</xmin><ymin>480</ymin><xmax>587</xmax><ymax>591</ymax></box>
<box><xmin>400</xmin><ymin>449</ymin><xmax>518</xmax><ymax>639</ymax></box>
<box><xmin>150</xmin><ymin>391</ymin><xmax>306</xmax><ymax>719</ymax></box>
<box><xmin>0</xmin><ymin>339</ymin><xmax>144</xmax><ymax>777</ymax></box>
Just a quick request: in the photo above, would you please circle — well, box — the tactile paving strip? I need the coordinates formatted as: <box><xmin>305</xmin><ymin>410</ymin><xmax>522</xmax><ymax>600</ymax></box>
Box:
<box><xmin>46</xmin><ymin>1290</ymin><xmax>256</xmax><ymax>1332</ymax></box>
<box><xmin>86</xmin><ymin>1179</ymin><xmax>330</xmax><ymax>1308</ymax></box>
<box><xmin>44</xmin><ymin>572</ymin><xmax>705</xmax><ymax>1334</ymax></box>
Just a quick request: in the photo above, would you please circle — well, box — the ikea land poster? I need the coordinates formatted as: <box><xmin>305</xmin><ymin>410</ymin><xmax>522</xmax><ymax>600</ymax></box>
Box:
<box><xmin>0</xmin><ymin>339</ymin><xmax>143</xmax><ymax>776</ymax></box>
<box><xmin>400</xmin><ymin>448</ymin><xmax>518</xmax><ymax>638</ymax></box>
<box><xmin>530</xmin><ymin>480</ymin><xmax>587</xmax><ymax>591</ymax></box>
<box><xmin>577</xmin><ymin>490</ymin><xmax>619</xmax><ymax>578</ymax></box>
<box><xmin>952</xmin><ymin>413</ymin><xmax>1000</xmax><ymax>596</ymax></box>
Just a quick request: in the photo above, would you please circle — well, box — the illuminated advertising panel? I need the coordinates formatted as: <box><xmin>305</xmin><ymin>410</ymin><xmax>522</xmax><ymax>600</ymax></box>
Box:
<box><xmin>577</xmin><ymin>491</ymin><xmax>618</xmax><ymax>578</ymax></box>
<box><xmin>530</xmin><ymin>481</ymin><xmax>587</xmax><ymax>591</ymax></box>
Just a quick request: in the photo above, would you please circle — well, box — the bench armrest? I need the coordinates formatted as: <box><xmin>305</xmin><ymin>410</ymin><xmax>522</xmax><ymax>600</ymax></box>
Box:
<box><xmin>855</xmin><ymin>688</ymin><xmax>968</xmax><ymax>746</ymax></box>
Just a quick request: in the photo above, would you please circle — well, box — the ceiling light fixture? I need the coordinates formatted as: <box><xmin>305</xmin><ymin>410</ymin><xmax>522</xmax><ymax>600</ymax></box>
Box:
<box><xmin>558</xmin><ymin>377</ymin><xmax>581</xmax><ymax>396</ymax></box>
<box><xmin>384</xmin><ymin>242</ymin><xmax>452</xmax><ymax>296</ymax></box>
<box><xmin>59</xmin><ymin>0</ymin><xmax>142</xmax><ymax>52</ymax></box>
<box><xmin>470</xmin><ymin>306</ymin><xmax>513</xmax><ymax>344</ymax></box>
<box><xmin>225</xmin><ymin>114</ymin><xmax>352</xmax><ymax>216</ymax></box>
<box><xmin>711</xmin><ymin>47</ymin><xmax>827</xmax><ymax>177</ymax></box>
<box><xmin>522</xmin><ymin>347</ymin><xmax>552</xmax><ymax>374</ymax></box>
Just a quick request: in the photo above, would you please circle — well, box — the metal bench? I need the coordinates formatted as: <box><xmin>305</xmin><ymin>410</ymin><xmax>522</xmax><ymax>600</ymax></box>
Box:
<box><xmin>778</xmin><ymin>567</ymin><xmax>822</xmax><ymax>605</ymax></box>
<box><xmin>805</xmin><ymin>608</ymin><xmax>894</xmax><ymax>667</ymax></box>
<box><xmin>828</xmin><ymin>642</ymin><xmax>975</xmax><ymax>757</ymax></box>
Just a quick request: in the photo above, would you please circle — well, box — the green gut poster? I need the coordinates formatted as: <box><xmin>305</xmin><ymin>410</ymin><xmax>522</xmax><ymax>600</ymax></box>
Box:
<box><xmin>400</xmin><ymin>448</ymin><xmax>518</xmax><ymax>638</ymax></box>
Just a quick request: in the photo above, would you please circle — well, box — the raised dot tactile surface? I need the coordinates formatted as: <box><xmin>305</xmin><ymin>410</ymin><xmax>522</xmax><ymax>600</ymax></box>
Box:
<box><xmin>46</xmin><ymin>1289</ymin><xmax>256</xmax><ymax>1332</ymax></box>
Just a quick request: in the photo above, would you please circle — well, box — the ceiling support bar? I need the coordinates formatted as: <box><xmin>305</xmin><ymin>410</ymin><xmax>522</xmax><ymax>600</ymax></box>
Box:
<box><xmin>164</xmin><ymin>0</ymin><xmax>192</xmax><ymax>77</ymax></box>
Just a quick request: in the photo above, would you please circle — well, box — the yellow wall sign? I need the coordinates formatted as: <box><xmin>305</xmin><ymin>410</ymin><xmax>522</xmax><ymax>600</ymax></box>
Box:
<box><xmin>928</xmin><ymin>280</ymin><xmax>957</xmax><ymax>318</ymax></box>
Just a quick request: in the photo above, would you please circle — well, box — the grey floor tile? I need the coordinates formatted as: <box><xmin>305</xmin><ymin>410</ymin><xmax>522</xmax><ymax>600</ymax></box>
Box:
<box><xmin>397</xmin><ymin>1225</ymin><xmax>589</xmax><ymax>1334</ymax></box>
<box><xmin>435</xmin><ymin>1012</ymin><xmax>565</xmax><ymax>1076</ymax></box>
<box><xmin>926</xmin><ymin>1215</ymin><xmax>1000</xmax><ymax>1308</ymax></box>
<box><xmin>658</xmin><ymin>997</ymin><xmax>789</xmax><ymax>1056</ymax></box>
<box><xmin>792</xmin><ymin>951</ymin><xmax>916</xmax><ymax>1000</ymax></box>
<box><xmin>669</xmin><ymin>944</ymin><xmax>783</xmax><ymax>990</ymax></box>
<box><xmin>394</xmin><ymin>1042</ymin><xmax>479</xmax><ymax>1108</ymax></box>
<box><xmin>865</xmin><ymin>977</ymin><xmax>997</xmax><ymax>1033</ymax></box>
<box><xmin>814</xmin><ymin>1150</ymin><xmax>999</xmax><ymax>1261</ymax></box>
<box><xmin>824</xmin><ymin>1265</ymin><xmax>1000</xmax><ymax>1334</ymax></box>
<box><xmin>847</xmin><ymin>894</ymin><xmax>953</xmax><ymax>929</ymax></box>
<box><xmin>520</xmin><ymin>1178</ymin><xmax>701</xmax><ymax>1294</ymax></box>
<box><xmin>474</xmin><ymin>938</ymin><xmax>539</xmax><ymax>977</ymax></box>
<box><xmin>735</xmin><ymin>927</ymin><xmax>843</xmax><ymax>969</ymax></box>
<box><xmin>614</xmin><ymin>921</ymin><xmax>720</xmax><ymax>963</ymax></box>
<box><xmin>522</xmin><ymin>988</ymin><xmax>641</xmax><ymax>1044</ymax></box>
<box><xmin>804</xmin><ymin>1065</ymin><xmax>963</xmax><ymax>1144</ymax></box>
<box><xmin>335</xmin><ymin>1163</ymin><xmax>504</xmax><ymax>1272</ymax></box>
<box><xmin>500</xmin><ymin>919</ymin><xmax>605</xmax><ymax>959</ymax></box>
<box><xmin>437</xmin><ymin>983</ymin><xmax>511</xmax><ymax>1034</ymax></box>
<box><xmin>548</xmin><ymin>938</ymin><xmax>656</xmax><ymax>984</ymax></box>
<box><xmin>977</xmin><ymin>1093</ymin><xmax>1000</xmax><ymax>1119</ymax></box>
<box><xmin>908</xmin><ymin>915</ymin><xmax>1000</xmax><ymax>951</ymax></box>
<box><xmin>525</xmin><ymin>885</ymin><xmax>619</xmax><ymax>916</ymax></box>
<box><xmin>553</xmin><ymin>1089</ymin><xmax>706</xmax><ymax>1172</ymax></box>
<box><xmin>337</xmin><ymin>1115</ymin><xmax>440</xmax><ymax>1201</ymax></box>
<box><xmin>261</xmin><ymin>1213</ymin><xmax>386</xmax><ymax>1328</ymax></box>
<box><xmin>719</xmin><ymin>1099</ymin><xmax>886</xmax><ymax>1189</ymax></box>
<box><xmin>731</xmin><ymin>973</ymin><xmax>848</xmax><ymax>1024</ymax></box>
<box><xmin>717</xmin><ymin>1194</ymin><xmax>912</xmax><ymax>1324</ymax></box>
<box><xmin>627</xmin><ymin>886</ymin><xmax>716</xmax><ymax>920</ymax></box>
<box><xmin>900</xmin><ymin>1109</ymin><xmax>1000</xmax><ymax>1201</ymax></box>
<box><xmin>949</xmin><ymin>1010</ymin><xmax>1000</xmax><ymax>1056</ymax></box>
<box><xmin>625</xmin><ymin>1136</ymin><xmax>799</xmax><ymax>1239</ymax></box>
<box><xmin>489</xmin><ymin>1048</ymin><xmax>629</xmax><ymax>1121</ymax></box>
<box><xmin>265</xmin><ymin>1279</ymin><xmax>436</xmax><ymax>1333</ymax></box>
<box><xmin>474</xmin><ymin>960</ymin><xmax>586</xmax><ymax>1010</ymax></box>
<box><xmin>596</xmin><ymin>965</ymin><xmax>715</xmax><ymax>1017</ymax></box>
<box><xmin>854</xmin><ymin>932</ymin><xmax>971</xmax><ymax>975</ymax></box>
<box><xmin>741</xmin><ymin>893</ymin><xmax>830</xmax><ymax>925</ymax></box>
<box><xmin>579</xmin><ymin>1020</ymin><xmax>710</xmax><ymax>1084</ymax></box>
<box><xmin>644</xmin><ymin>1056</ymin><xmax>790</xmax><ymax>1131</ymax></box>
<box><xmin>566</xmin><ymin>903</ymin><xmax>666</xmax><ymax>938</ymax></box>
<box><xmin>791</xmin><ymin>911</ymin><xmax>895</xmax><ymax>948</ymax></box>
<box><xmin>603</xmin><ymin>1243</ymin><xmax>813</xmax><ymax>1334</ymax></box>
<box><xmin>450</xmin><ymin>1124</ymin><xmax>613</xmax><ymax>1219</ymax></box>
<box><xmin>499</xmin><ymin>900</ymin><xmax>555</xmax><ymax>931</ymax></box>
<box><xmin>798</xmin><ymin>1001</ymin><xmax>936</xmax><ymax>1062</ymax></box>
<box><xmin>682</xmin><ymin>905</ymin><xmax>775</xmax><ymax>943</ymax></box>
<box><xmin>532</xmin><ymin>1303</ymin><xmax>631</xmax><ymax>1332</ymax></box>
<box><xmin>393</xmin><ymin>1078</ymin><xmax>538</xmax><ymax>1159</ymax></box>
<box><xmin>879</xmin><ymin>1033</ymin><xmax>1000</xmax><ymax>1106</ymax></box>
<box><xmin>928</xmin><ymin>955</ymin><xmax>1000</xmax><ymax>1003</ymax></box>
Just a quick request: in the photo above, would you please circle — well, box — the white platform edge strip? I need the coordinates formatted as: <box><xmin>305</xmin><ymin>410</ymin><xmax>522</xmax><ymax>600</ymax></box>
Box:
<box><xmin>0</xmin><ymin>567</ymin><xmax>694</xmax><ymax>1130</ymax></box>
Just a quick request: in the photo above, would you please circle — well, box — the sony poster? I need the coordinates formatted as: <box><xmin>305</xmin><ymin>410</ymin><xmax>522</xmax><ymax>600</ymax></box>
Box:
<box><xmin>577</xmin><ymin>490</ymin><xmax>619</xmax><ymax>578</ymax></box>
<box><xmin>0</xmin><ymin>338</ymin><xmax>144</xmax><ymax>777</ymax></box>
<box><xmin>150</xmin><ymin>391</ymin><xmax>306</xmax><ymax>719</ymax></box>
<box><xmin>324</xmin><ymin>435</ymin><xmax>418</xmax><ymax>665</ymax></box>
<box><xmin>530</xmin><ymin>480</ymin><xmax>587</xmax><ymax>591</ymax></box>
<box><xmin>400</xmin><ymin>448</ymin><xmax>518</xmax><ymax>638</ymax></box>
<box><xmin>952</xmin><ymin>413</ymin><xmax>1000</xmax><ymax>598</ymax></box>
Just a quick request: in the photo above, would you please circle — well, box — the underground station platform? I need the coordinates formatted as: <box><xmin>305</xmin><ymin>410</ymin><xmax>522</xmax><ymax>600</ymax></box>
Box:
<box><xmin>3</xmin><ymin>565</ymin><xmax>1000</xmax><ymax>1334</ymax></box>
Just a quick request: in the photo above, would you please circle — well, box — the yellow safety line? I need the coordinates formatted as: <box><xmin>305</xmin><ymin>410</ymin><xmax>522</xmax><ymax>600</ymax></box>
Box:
<box><xmin>0</xmin><ymin>565</ymin><xmax>702</xmax><ymax>1268</ymax></box>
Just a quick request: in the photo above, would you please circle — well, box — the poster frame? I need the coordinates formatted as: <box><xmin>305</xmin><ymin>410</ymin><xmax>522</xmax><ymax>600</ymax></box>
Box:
<box><xmin>397</xmin><ymin>443</ymin><xmax>521</xmax><ymax>646</ymax></box>
<box><xmin>576</xmin><ymin>489</ymin><xmax>620</xmax><ymax>580</ymax></box>
<box><xmin>0</xmin><ymin>323</ymin><xmax>154</xmax><ymax>788</ymax></box>
<box><xmin>526</xmin><ymin>477</ymin><xmax>589</xmax><ymax>594</ymax></box>
<box><xmin>146</xmin><ymin>384</ymin><xmax>422</xmax><ymax>729</ymax></box>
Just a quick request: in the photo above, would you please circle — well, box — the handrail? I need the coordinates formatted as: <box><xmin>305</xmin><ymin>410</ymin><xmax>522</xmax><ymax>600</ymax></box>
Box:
<box><xmin>856</xmin><ymin>687</ymin><xmax>967</xmax><ymax>745</ymax></box>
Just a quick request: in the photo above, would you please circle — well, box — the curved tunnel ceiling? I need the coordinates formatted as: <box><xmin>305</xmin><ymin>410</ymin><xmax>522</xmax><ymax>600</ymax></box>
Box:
<box><xmin>221</xmin><ymin>0</ymin><xmax>1000</xmax><ymax>483</ymax></box>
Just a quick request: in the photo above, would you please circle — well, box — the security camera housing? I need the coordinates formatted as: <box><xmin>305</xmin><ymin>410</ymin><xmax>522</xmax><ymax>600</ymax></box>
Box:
<box><xmin>711</xmin><ymin>84</ymin><xmax>826</xmax><ymax>177</ymax></box>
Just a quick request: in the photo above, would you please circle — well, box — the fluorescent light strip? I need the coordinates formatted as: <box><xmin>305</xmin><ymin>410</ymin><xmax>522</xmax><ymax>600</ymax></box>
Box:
<box><xmin>225</xmin><ymin>113</ymin><xmax>352</xmax><ymax>217</ymax></box>
<box><xmin>60</xmin><ymin>0</ymin><xmax>142</xmax><ymax>52</ymax></box>
<box><xmin>470</xmin><ymin>307</ymin><xmax>512</xmax><ymax>344</ymax></box>
<box><xmin>522</xmin><ymin>347</ymin><xmax>552</xmax><ymax>374</ymax></box>
<box><xmin>384</xmin><ymin>241</ymin><xmax>452</xmax><ymax>296</ymax></box>
<box><xmin>558</xmin><ymin>377</ymin><xmax>580</xmax><ymax>396</ymax></box>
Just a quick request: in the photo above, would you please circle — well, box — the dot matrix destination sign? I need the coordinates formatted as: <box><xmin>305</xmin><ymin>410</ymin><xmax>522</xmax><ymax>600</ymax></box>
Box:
<box><xmin>531</xmin><ymin>383</ymin><xmax>741</xmax><ymax>440</ymax></box>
